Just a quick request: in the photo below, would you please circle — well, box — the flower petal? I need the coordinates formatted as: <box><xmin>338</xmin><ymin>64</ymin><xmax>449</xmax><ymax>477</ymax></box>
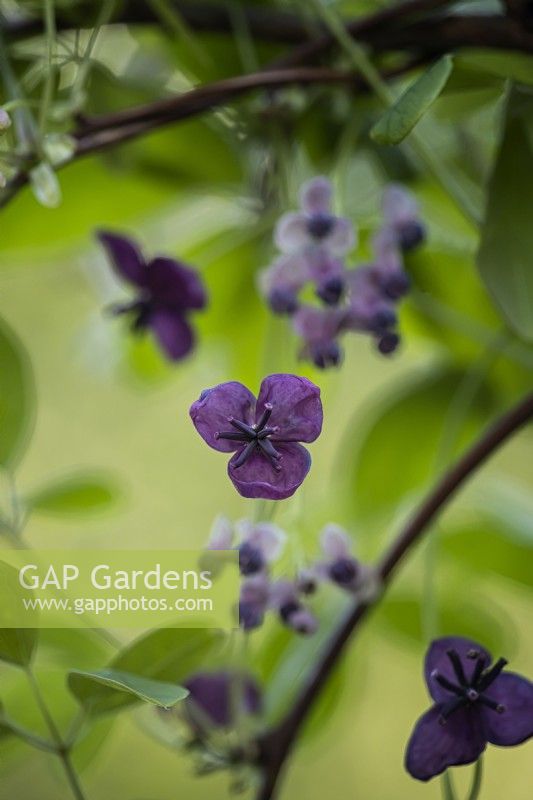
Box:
<box><xmin>300</xmin><ymin>176</ymin><xmax>332</xmax><ymax>215</ymax></box>
<box><xmin>150</xmin><ymin>308</ymin><xmax>194</xmax><ymax>361</ymax></box>
<box><xmin>207</xmin><ymin>515</ymin><xmax>234</xmax><ymax>550</ymax></box>
<box><xmin>184</xmin><ymin>672</ymin><xmax>261</xmax><ymax>729</ymax></box>
<box><xmin>405</xmin><ymin>705</ymin><xmax>487</xmax><ymax>782</ymax></box>
<box><xmin>256</xmin><ymin>374</ymin><xmax>323</xmax><ymax>443</ymax></box>
<box><xmin>237</xmin><ymin>520</ymin><xmax>286</xmax><ymax>562</ymax></box>
<box><xmin>382</xmin><ymin>183</ymin><xmax>419</xmax><ymax>226</ymax></box>
<box><xmin>481</xmin><ymin>672</ymin><xmax>533</xmax><ymax>746</ymax></box>
<box><xmin>324</xmin><ymin>217</ymin><xmax>356</xmax><ymax>256</ymax></box>
<box><xmin>190</xmin><ymin>382</ymin><xmax>256</xmax><ymax>453</ymax></box>
<box><xmin>147</xmin><ymin>257</ymin><xmax>207</xmax><ymax>309</ymax></box>
<box><xmin>274</xmin><ymin>213</ymin><xmax>311</xmax><ymax>253</ymax></box>
<box><xmin>98</xmin><ymin>231</ymin><xmax>146</xmax><ymax>286</ymax></box>
<box><xmin>320</xmin><ymin>524</ymin><xmax>352</xmax><ymax>559</ymax></box>
<box><xmin>425</xmin><ymin>637</ymin><xmax>491</xmax><ymax>703</ymax></box>
<box><xmin>228</xmin><ymin>442</ymin><xmax>311</xmax><ymax>500</ymax></box>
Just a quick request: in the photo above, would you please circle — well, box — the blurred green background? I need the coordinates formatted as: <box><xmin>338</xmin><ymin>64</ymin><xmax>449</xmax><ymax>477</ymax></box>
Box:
<box><xmin>1</xmin><ymin>2</ymin><xmax>533</xmax><ymax>798</ymax></box>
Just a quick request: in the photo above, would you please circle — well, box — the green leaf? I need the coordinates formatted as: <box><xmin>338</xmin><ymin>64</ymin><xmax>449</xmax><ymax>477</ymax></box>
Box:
<box><xmin>26</xmin><ymin>473</ymin><xmax>119</xmax><ymax>516</ymax></box>
<box><xmin>0</xmin><ymin>317</ymin><xmax>35</xmax><ymax>469</ymax></box>
<box><xmin>477</xmin><ymin>86</ymin><xmax>533</xmax><ymax>341</ymax></box>
<box><xmin>346</xmin><ymin>366</ymin><xmax>498</xmax><ymax>520</ymax></box>
<box><xmin>371</xmin><ymin>55</ymin><xmax>454</xmax><ymax>145</ymax></box>
<box><xmin>68</xmin><ymin>669</ymin><xmax>188</xmax><ymax>713</ymax></box>
<box><xmin>0</xmin><ymin>562</ymin><xmax>38</xmax><ymax>667</ymax></box>
<box><xmin>377</xmin><ymin>591</ymin><xmax>517</xmax><ymax>656</ymax></box>
<box><xmin>67</xmin><ymin>628</ymin><xmax>220</xmax><ymax>715</ymax></box>
<box><xmin>0</xmin><ymin>629</ymin><xmax>38</xmax><ymax>668</ymax></box>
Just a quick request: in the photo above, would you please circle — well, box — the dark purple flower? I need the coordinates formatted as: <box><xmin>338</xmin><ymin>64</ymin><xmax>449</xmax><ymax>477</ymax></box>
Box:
<box><xmin>315</xmin><ymin>524</ymin><xmax>375</xmax><ymax>596</ymax></box>
<box><xmin>405</xmin><ymin>636</ymin><xmax>533</xmax><ymax>782</ymax></box>
<box><xmin>293</xmin><ymin>306</ymin><xmax>345</xmax><ymax>369</ymax></box>
<box><xmin>269</xmin><ymin>579</ymin><xmax>318</xmax><ymax>635</ymax></box>
<box><xmin>239</xmin><ymin>574</ymin><xmax>270</xmax><ymax>631</ymax></box>
<box><xmin>183</xmin><ymin>671</ymin><xmax>262</xmax><ymax>731</ymax></box>
<box><xmin>382</xmin><ymin>184</ymin><xmax>426</xmax><ymax>252</ymax></box>
<box><xmin>98</xmin><ymin>231</ymin><xmax>207</xmax><ymax>361</ymax></box>
<box><xmin>274</xmin><ymin>177</ymin><xmax>355</xmax><ymax>257</ymax></box>
<box><xmin>190</xmin><ymin>374</ymin><xmax>323</xmax><ymax>500</ymax></box>
<box><xmin>236</xmin><ymin>519</ymin><xmax>286</xmax><ymax>576</ymax></box>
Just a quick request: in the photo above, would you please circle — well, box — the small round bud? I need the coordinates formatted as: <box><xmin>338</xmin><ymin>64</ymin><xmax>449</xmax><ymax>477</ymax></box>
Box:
<box><xmin>398</xmin><ymin>220</ymin><xmax>425</xmax><ymax>252</ymax></box>
<box><xmin>328</xmin><ymin>557</ymin><xmax>359</xmax><ymax>587</ymax></box>
<box><xmin>239</xmin><ymin>600</ymin><xmax>264</xmax><ymax>631</ymax></box>
<box><xmin>307</xmin><ymin>213</ymin><xmax>335</xmax><ymax>239</ymax></box>
<box><xmin>316</xmin><ymin>276</ymin><xmax>344</xmax><ymax>306</ymax></box>
<box><xmin>310</xmin><ymin>340</ymin><xmax>342</xmax><ymax>369</ymax></box>
<box><xmin>377</xmin><ymin>332</ymin><xmax>400</xmax><ymax>355</ymax></box>
<box><xmin>380</xmin><ymin>271</ymin><xmax>411</xmax><ymax>301</ymax></box>
<box><xmin>238</xmin><ymin>542</ymin><xmax>264</xmax><ymax>576</ymax></box>
<box><xmin>268</xmin><ymin>287</ymin><xmax>299</xmax><ymax>315</ymax></box>
<box><xmin>0</xmin><ymin>108</ymin><xmax>11</xmax><ymax>132</ymax></box>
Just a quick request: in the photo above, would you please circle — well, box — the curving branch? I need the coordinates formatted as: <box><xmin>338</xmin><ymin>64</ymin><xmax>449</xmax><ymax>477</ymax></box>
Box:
<box><xmin>255</xmin><ymin>391</ymin><xmax>533</xmax><ymax>800</ymax></box>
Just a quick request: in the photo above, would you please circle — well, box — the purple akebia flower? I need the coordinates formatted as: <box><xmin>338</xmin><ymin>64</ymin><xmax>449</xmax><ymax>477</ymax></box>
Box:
<box><xmin>316</xmin><ymin>524</ymin><xmax>377</xmax><ymax>598</ymax></box>
<box><xmin>239</xmin><ymin>573</ymin><xmax>271</xmax><ymax>631</ymax></box>
<box><xmin>269</xmin><ymin>579</ymin><xmax>318</xmax><ymax>635</ymax></box>
<box><xmin>183</xmin><ymin>671</ymin><xmax>262</xmax><ymax>733</ymax></box>
<box><xmin>259</xmin><ymin>253</ymin><xmax>310</xmax><ymax>315</ymax></box>
<box><xmin>190</xmin><ymin>374</ymin><xmax>323</xmax><ymax>500</ymax></box>
<box><xmin>405</xmin><ymin>636</ymin><xmax>533</xmax><ymax>782</ymax></box>
<box><xmin>343</xmin><ymin>266</ymin><xmax>401</xmax><ymax>355</ymax></box>
<box><xmin>236</xmin><ymin>519</ymin><xmax>286</xmax><ymax>576</ymax></box>
<box><xmin>371</xmin><ymin>227</ymin><xmax>411</xmax><ymax>301</ymax></box>
<box><xmin>382</xmin><ymin>183</ymin><xmax>426</xmax><ymax>252</ymax></box>
<box><xmin>293</xmin><ymin>305</ymin><xmax>345</xmax><ymax>369</ymax></box>
<box><xmin>98</xmin><ymin>231</ymin><xmax>207</xmax><ymax>361</ymax></box>
<box><xmin>275</xmin><ymin>176</ymin><xmax>356</xmax><ymax>257</ymax></box>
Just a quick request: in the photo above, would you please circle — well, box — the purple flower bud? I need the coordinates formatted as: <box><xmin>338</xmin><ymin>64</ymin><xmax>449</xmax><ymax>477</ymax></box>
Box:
<box><xmin>268</xmin><ymin>287</ymin><xmax>299</xmax><ymax>315</ymax></box>
<box><xmin>316</xmin><ymin>275</ymin><xmax>345</xmax><ymax>306</ymax></box>
<box><xmin>377</xmin><ymin>332</ymin><xmax>400</xmax><ymax>355</ymax></box>
<box><xmin>183</xmin><ymin>671</ymin><xmax>262</xmax><ymax>731</ymax></box>
<box><xmin>238</xmin><ymin>541</ymin><xmax>265</xmax><ymax>576</ymax></box>
<box><xmin>296</xmin><ymin>569</ymin><xmax>319</xmax><ymax>595</ymax></box>
<box><xmin>309</xmin><ymin>340</ymin><xmax>342</xmax><ymax>369</ymax></box>
<box><xmin>239</xmin><ymin>574</ymin><xmax>270</xmax><ymax>631</ymax></box>
<box><xmin>289</xmin><ymin>608</ymin><xmax>319</xmax><ymax>635</ymax></box>
<box><xmin>328</xmin><ymin>557</ymin><xmax>360</xmax><ymax>587</ymax></box>
<box><xmin>398</xmin><ymin>220</ymin><xmax>426</xmax><ymax>252</ymax></box>
<box><xmin>239</xmin><ymin>599</ymin><xmax>265</xmax><ymax>630</ymax></box>
<box><xmin>307</xmin><ymin>213</ymin><xmax>336</xmax><ymax>240</ymax></box>
<box><xmin>382</xmin><ymin>184</ymin><xmax>425</xmax><ymax>252</ymax></box>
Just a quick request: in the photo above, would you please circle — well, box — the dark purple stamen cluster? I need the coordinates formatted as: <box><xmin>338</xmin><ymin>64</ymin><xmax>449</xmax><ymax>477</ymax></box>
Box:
<box><xmin>434</xmin><ymin>648</ymin><xmax>507</xmax><ymax>724</ymax></box>
<box><xmin>215</xmin><ymin>403</ymin><xmax>282</xmax><ymax>471</ymax></box>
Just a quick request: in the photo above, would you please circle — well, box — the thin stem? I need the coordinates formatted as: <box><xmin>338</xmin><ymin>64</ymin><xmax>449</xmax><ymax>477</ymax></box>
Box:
<box><xmin>256</xmin><ymin>391</ymin><xmax>533</xmax><ymax>799</ymax></box>
<box><xmin>466</xmin><ymin>757</ymin><xmax>484</xmax><ymax>800</ymax></box>
<box><xmin>307</xmin><ymin>0</ymin><xmax>480</xmax><ymax>225</ymax></box>
<box><xmin>25</xmin><ymin>667</ymin><xmax>88</xmax><ymax>800</ymax></box>
<box><xmin>442</xmin><ymin>770</ymin><xmax>457</xmax><ymax>800</ymax></box>
<box><xmin>39</xmin><ymin>0</ymin><xmax>56</xmax><ymax>133</ymax></box>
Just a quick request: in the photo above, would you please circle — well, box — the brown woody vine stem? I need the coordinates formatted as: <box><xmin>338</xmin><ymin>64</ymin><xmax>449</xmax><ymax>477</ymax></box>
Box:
<box><xmin>255</xmin><ymin>391</ymin><xmax>533</xmax><ymax>799</ymax></box>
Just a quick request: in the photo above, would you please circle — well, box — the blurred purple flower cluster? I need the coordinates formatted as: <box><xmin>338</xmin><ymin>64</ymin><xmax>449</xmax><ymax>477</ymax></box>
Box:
<box><xmin>259</xmin><ymin>178</ymin><xmax>425</xmax><ymax>367</ymax></box>
<box><xmin>206</xmin><ymin>517</ymin><xmax>376</xmax><ymax>635</ymax></box>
